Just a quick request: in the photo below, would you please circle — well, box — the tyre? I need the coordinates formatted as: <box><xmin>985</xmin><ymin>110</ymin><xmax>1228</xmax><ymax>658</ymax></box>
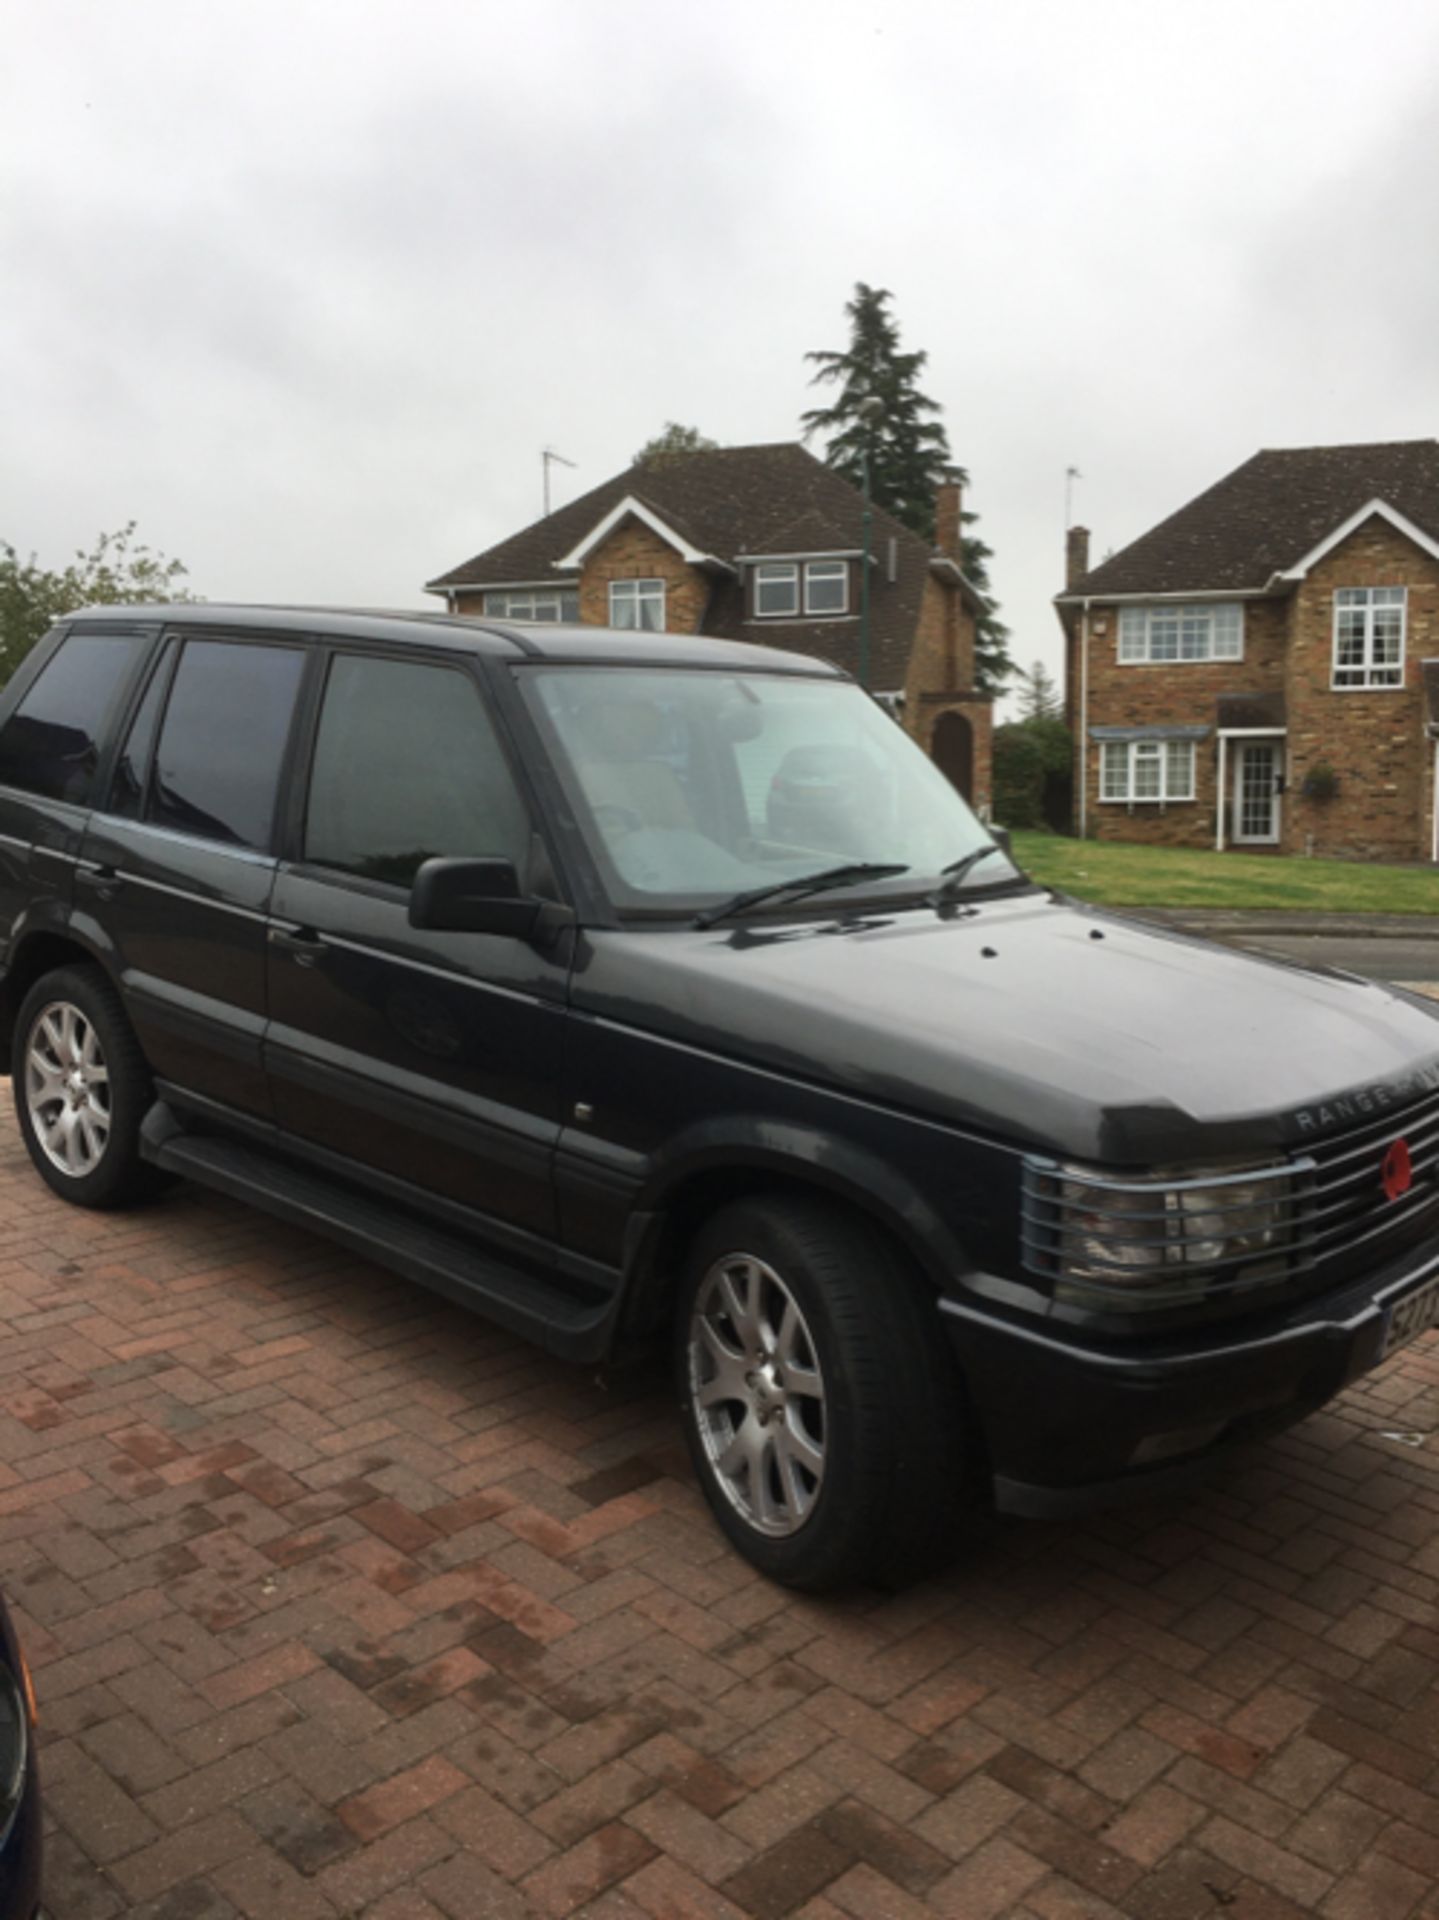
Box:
<box><xmin>676</xmin><ymin>1194</ymin><xmax>972</xmax><ymax>1591</ymax></box>
<box><xmin>13</xmin><ymin>965</ymin><xmax>162</xmax><ymax>1209</ymax></box>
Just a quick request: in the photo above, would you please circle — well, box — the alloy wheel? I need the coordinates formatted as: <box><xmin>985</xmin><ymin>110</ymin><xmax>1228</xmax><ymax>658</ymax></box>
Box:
<box><xmin>25</xmin><ymin>1000</ymin><xmax>112</xmax><ymax>1178</ymax></box>
<box><xmin>687</xmin><ymin>1252</ymin><xmax>827</xmax><ymax>1537</ymax></box>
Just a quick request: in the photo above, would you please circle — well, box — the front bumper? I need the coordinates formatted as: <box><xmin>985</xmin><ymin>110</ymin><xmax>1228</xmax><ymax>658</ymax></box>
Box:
<box><xmin>943</xmin><ymin>1237</ymin><xmax>1439</xmax><ymax>1518</ymax></box>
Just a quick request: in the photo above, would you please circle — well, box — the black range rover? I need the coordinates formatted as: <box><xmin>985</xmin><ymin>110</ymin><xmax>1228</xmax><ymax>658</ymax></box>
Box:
<box><xmin>2</xmin><ymin>605</ymin><xmax>1438</xmax><ymax>1590</ymax></box>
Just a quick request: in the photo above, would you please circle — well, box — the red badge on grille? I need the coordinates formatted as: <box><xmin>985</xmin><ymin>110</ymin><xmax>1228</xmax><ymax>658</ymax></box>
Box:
<box><xmin>1382</xmin><ymin>1137</ymin><xmax>1413</xmax><ymax>1202</ymax></box>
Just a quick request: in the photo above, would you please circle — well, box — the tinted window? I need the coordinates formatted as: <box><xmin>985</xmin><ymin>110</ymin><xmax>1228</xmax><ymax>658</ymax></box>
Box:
<box><xmin>109</xmin><ymin>640</ymin><xmax>177</xmax><ymax>819</ymax></box>
<box><xmin>150</xmin><ymin>639</ymin><xmax>305</xmax><ymax>849</ymax></box>
<box><xmin>305</xmin><ymin>655</ymin><xmax>530</xmax><ymax>888</ymax></box>
<box><xmin>0</xmin><ymin>631</ymin><xmax>142</xmax><ymax>803</ymax></box>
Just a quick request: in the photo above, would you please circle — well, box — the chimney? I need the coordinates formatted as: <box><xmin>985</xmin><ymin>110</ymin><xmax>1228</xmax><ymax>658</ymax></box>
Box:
<box><xmin>1066</xmin><ymin>524</ymin><xmax>1091</xmax><ymax>589</ymax></box>
<box><xmin>934</xmin><ymin>468</ymin><xmax>964</xmax><ymax>560</ymax></box>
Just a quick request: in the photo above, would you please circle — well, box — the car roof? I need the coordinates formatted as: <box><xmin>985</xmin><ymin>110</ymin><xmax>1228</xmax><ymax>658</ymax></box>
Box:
<box><xmin>65</xmin><ymin>604</ymin><xmax>847</xmax><ymax>677</ymax></box>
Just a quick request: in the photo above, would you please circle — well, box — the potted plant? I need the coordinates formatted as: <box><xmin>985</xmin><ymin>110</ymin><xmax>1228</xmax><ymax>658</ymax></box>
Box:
<box><xmin>1301</xmin><ymin>762</ymin><xmax>1339</xmax><ymax>801</ymax></box>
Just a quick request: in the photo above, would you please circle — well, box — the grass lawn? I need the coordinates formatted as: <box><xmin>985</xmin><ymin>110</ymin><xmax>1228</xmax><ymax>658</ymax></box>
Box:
<box><xmin>1009</xmin><ymin>831</ymin><xmax>1439</xmax><ymax>915</ymax></box>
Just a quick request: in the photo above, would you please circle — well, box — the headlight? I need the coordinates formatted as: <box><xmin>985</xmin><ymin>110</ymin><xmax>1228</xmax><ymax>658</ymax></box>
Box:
<box><xmin>1022</xmin><ymin>1157</ymin><xmax>1304</xmax><ymax>1301</ymax></box>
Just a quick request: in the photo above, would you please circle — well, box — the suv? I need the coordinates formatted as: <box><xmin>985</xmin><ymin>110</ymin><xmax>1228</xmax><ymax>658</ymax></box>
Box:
<box><xmin>3</xmin><ymin>606</ymin><xmax>1439</xmax><ymax>1590</ymax></box>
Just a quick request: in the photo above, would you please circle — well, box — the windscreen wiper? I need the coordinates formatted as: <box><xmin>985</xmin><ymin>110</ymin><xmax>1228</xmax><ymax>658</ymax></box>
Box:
<box><xmin>694</xmin><ymin>862</ymin><xmax>910</xmax><ymax>930</ymax></box>
<box><xmin>925</xmin><ymin>843</ymin><xmax>1003</xmax><ymax>909</ymax></box>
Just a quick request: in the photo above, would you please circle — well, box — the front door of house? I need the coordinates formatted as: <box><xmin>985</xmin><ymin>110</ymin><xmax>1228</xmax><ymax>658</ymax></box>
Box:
<box><xmin>1234</xmin><ymin>741</ymin><xmax>1281</xmax><ymax>845</ymax></box>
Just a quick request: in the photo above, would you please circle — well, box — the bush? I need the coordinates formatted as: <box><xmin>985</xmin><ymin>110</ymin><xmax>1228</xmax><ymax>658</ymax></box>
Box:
<box><xmin>994</xmin><ymin>717</ymin><xmax>1072</xmax><ymax>831</ymax></box>
<box><xmin>1</xmin><ymin>524</ymin><xmax>193</xmax><ymax>685</ymax></box>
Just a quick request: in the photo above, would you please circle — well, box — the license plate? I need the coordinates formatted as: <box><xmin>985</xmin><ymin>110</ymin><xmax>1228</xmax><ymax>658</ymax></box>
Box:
<box><xmin>1383</xmin><ymin>1274</ymin><xmax>1439</xmax><ymax>1356</ymax></box>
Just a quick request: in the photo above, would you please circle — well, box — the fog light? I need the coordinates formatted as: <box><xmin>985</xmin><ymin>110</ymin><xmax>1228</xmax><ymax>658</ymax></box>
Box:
<box><xmin>1129</xmin><ymin>1421</ymin><xmax>1227</xmax><ymax>1465</ymax></box>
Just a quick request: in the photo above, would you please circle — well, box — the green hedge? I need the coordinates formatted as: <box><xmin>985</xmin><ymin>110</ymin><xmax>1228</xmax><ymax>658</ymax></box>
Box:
<box><xmin>993</xmin><ymin>717</ymin><xmax>1072</xmax><ymax>830</ymax></box>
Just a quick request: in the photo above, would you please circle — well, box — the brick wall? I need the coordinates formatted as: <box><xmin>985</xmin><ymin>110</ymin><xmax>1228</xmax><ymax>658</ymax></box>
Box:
<box><xmin>905</xmin><ymin>577</ymin><xmax>976</xmax><ymax>721</ymax></box>
<box><xmin>1283</xmin><ymin>519</ymin><xmax>1439</xmax><ymax>860</ymax></box>
<box><xmin>1077</xmin><ymin>520</ymin><xmax>1439</xmax><ymax>859</ymax></box>
<box><xmin>575</xmin><ymin>523</ymin><xmax>710</xmax><ymax>633</ymax></box>
<box><xmin>901</xmin><ymin>577</ymin><xmax>988</xmax><ymax>807</ymax></box>
<box><xmin>1079</xmin><ymin>599</ymin><xmax>1287</xmax><ymax>848</ymax></box>
<box><xmin>452</xmin><ymin>521</ymin><xmax>709</xmax><ymax>635</ymax></box>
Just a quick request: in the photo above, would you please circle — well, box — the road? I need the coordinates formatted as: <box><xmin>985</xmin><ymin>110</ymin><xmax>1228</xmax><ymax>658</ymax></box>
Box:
<box><xmin>1227</xmin><ymin>932</ymin><xmax>1439</xmax><ymax>985</ymax></box>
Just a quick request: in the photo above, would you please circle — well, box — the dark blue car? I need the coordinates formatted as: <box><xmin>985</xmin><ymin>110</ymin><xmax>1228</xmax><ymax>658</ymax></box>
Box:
<box><xmin>0</xmin><ymin>1597</ymin><xmax>39</xmax><ymax>1920</ymax></box>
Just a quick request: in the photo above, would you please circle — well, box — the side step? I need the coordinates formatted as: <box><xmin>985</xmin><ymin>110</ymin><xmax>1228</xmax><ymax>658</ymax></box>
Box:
<box><xmin>146</xmin><ymin>1128</ymin><xmax>617</xmax><ymax>1362</ymax></box>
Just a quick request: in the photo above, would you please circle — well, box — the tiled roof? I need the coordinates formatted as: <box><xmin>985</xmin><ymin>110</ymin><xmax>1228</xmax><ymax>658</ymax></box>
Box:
<box><xmin>739</xmin><ymin>507</ymin><xmax>858</xmax><ymax>556</ymax></box>
<box><xmin>1068</xmin><ymin>440</ymin><xmax>1439</xmax><ymax>598</ymax></box>
<box><xmin>426</xmin><ymin>443</ymin><xmax>943</xmax><ymax>689</ymax></box>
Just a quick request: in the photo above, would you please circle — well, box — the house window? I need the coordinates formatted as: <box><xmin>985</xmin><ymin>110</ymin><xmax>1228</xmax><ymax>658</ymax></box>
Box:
<box><xmin>804</xmin><ymin>561</ymin><xmax>848</xmax><ymax>616</ymax></box>
<box><xmin>609</xmin><ymin>579</ymin><xmax>666</xmax><ymax>631</ymax></box>
<box><xmin>754</xmin><ymin>564</ymin><xmax>799</xmax><ymax>617</ymax></box>
<box><xmin>1117</xmin><ymin>604</ymin><xmax>1243</xmax><ymax>663</ymax></box>
<box><xmin>1332</xmin><ymin>586</ymin><xmax>1405</xmax><ymax>689</ymax></box>
<box><xmin>483</xmin><ymin>589</ymin><xmax>579</xmax><ymax>623</ymax></box>
<box><xmin>1099</xmin><ymin>738</ymin><xmax>1196</xmax><ymax>803</ymax></box>
<box><xmin>753</xmin><ymin>560</ymin><xmax>852</xmax><ymax>618</ymax></box>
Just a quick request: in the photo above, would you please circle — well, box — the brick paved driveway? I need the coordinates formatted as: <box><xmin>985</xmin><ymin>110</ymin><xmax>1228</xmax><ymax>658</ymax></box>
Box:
<box><xmin>1</xmin><ymin>1102</ymin><xmax>1437</xmax><ymax>1920</ymax></box>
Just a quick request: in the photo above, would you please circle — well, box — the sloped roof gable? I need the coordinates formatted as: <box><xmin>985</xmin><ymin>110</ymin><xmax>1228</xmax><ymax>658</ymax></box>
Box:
<box><xmin>1065</xmin><ymin>440</ymin><xmax>1439</xmax><ymax>599</ymax></box>
<box><xmin>552</xmin><ymin>494</ymin><xmax>725</xmax><ymax>570</ymax></box>
<box><xmin>428</xmin><ymin>444</ymin><xmax>927</xmax><ymax>588</ymax></box>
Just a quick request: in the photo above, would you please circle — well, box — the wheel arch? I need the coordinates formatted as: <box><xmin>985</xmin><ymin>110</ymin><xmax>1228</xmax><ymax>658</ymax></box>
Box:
<box><xmin>616</xmin><ymin>1122</ymin><xmax>969</xmax><ymax>1344</ymax></box>
<box><xmin>0</xmin><ymin>922</ymin><xmax>113</xmax><ymax>1076</ymax></box>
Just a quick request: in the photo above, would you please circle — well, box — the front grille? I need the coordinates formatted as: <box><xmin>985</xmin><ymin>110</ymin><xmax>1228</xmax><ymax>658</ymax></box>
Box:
<box><xmin>1306</xmin><ymin>1085</ymin><xmax>1439</xmax><ymax>1268</ymax></box>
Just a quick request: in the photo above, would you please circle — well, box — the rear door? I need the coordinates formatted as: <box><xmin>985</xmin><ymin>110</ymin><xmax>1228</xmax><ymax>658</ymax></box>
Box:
<box><xmin>263</xmin><ymin>648</ymin><xmax>568</xmax><ymax>1240</ymax></box>
<box><xmin>80</xmin><ymin>628</ymin><xmax>309</xmax><ymax>1119</ymax></box>
<box><xmin>0</xmin><ymin>624</ymin><xmax>155</xmax><ymax>996</ymax></box>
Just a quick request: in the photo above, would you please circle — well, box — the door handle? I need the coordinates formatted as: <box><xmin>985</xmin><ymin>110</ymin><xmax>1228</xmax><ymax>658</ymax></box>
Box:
<box><xmin>268</xmin><ymin>926</ymin><xmax>328</xmax><ymax>966</ymax></box>
<box><xmin>75</xmin><ymin>865</ymin><xmax>124</xmax><ymax>902</ymax></box>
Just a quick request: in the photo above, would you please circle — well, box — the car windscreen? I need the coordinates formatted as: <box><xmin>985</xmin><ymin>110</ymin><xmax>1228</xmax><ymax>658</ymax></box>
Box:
<box><xmin>519</xmin><ymin>665</ymin><xmax>1016</xmax><ymax>914</ymax></box>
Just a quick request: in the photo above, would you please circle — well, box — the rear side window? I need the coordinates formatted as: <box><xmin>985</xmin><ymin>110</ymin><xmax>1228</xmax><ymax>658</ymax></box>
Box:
<box><xmin>0</xmin><ymin>631</ymin><xmax>142</xmax><ymax>804</ymax></box>
<box><xmin>150</xmin><ymin>639</ymin><xmax>305</xmax><ymax>850</ymax></box>
<box><xmin>304</xmin><ymin>654</ymin><xmax>530</xmax><ymax>888</ymax></box>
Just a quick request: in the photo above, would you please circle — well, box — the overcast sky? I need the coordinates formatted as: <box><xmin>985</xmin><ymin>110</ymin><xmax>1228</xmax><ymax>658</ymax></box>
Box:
<box><xmin>6</xmin><ymin>0</ymin><xmax>1439</xmax><ymax>712</ymax></box>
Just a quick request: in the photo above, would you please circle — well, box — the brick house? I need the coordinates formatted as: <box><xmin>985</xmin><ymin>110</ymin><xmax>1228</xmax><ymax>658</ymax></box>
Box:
<box><xmin>1055</xmin><ymin>440</ymin><xmax>1439</xmax><ymax>861</ymax></box>
<box><xmin>426</xmin><ymin>442</ymin><xmax>994</xmax><ymax>811</ymax></box>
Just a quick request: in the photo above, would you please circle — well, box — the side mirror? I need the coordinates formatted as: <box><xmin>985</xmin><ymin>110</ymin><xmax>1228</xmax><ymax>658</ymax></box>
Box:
<box><xmin>990</xmin><ymin>823</ymin><xmax>1013</xmax><ymax>861</ymax></box>
<box><xmin>409</xmin><ymin>857</ymin><xmax>542</xmax><ymax>938</ymax></box>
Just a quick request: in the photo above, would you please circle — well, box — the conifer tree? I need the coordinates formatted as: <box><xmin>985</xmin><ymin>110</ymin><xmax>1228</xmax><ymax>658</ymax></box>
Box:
<box><xmin>802</xmin><ymin>283</ymin><xmax>950</xmax><ymax>539</ymax></box>
<box><xmin>1018</xmin><ymin>658</ymin><xmax>1063</xmax><ymax>721</ymax></box>
<box><xmin>802</xmin><ymin>284</ymin><xmax>1013</xmax><ymax>693</ymax></box>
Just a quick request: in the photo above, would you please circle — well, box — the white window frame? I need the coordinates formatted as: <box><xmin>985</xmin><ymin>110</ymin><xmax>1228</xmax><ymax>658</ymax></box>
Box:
<box><xmin>754</xmin><ymin>563</ymin><xmax>800</xmax><ymax>617</ymax></box>
<box><xmin>1099</xmin><ymin>738</ymin><xmax>1197</xmax><ymax>803</ymax></box>
<box><xmin>608</xmin><ymin>578</ymin><xmax>666</xmax><ymax>631</ymax></box>
<box><xmin>483</xmin><ymin>588</ymin><xmax>579</xmax><ymax>623</ymax></box>
<box><xmin>803</xmin><ymin>559</ymin><xmax>849</xmax><ymax>616</ymax></box>
<box><xmin>1331</xmin><ymin>585</ymin><xmax>1406</xmax><ymax>690</ymax></box>
<box><xmin>1117</xmin><ymin>603</ymin><xmax>1244</xmax><ymax>664</ymax></box>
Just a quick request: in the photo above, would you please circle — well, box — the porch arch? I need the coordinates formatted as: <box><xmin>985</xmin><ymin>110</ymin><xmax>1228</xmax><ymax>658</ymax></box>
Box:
<box><xmin>932</xmin><ymin>709</ymin><xmax>974</xmax><ymax>803</ymax></box>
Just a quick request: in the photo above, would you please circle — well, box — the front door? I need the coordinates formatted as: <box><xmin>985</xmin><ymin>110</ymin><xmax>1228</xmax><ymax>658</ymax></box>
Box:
<box><xmin>1233</xmin><ymin>740</ymin><xmax>1281</xmax><ymax>845</ymax></box>
<box><xmin>264</xmin><ymin>649</ymin><xmax>568</xmax><ymax>1243</ymax></box>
